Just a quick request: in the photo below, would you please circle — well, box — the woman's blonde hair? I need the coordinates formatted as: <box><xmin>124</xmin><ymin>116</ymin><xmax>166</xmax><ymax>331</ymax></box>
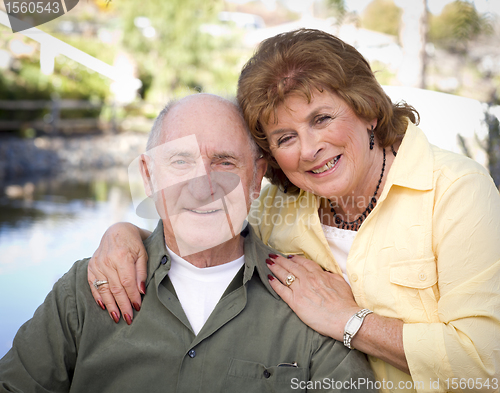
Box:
<box><xmin>237</xmin><ymin>28</ymin><xmax>419</xmax><ymax>193</ymax></box>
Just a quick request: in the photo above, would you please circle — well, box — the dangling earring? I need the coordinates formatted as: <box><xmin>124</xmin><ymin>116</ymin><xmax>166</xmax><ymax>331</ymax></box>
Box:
<box><xmin>283</xmin><ymin>180</ymin><xmax>288</xmax><ymax>194</ymax></box>
<box><xmin>369</xmin><ymin>125</ymin><xmax>375</xmax><ymax>150</ymax></box>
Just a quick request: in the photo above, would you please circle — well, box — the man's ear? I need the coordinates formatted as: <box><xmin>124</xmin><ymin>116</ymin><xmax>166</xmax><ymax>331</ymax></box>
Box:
<box><xmin>253</xmin><ymin>156</ymin><xmax>268</xmax><ymax>197</ymax></box>
<box><xmin>139</xmin><ymin>154</ymin><xmax>154</xmax><ymax>197</ymax></box>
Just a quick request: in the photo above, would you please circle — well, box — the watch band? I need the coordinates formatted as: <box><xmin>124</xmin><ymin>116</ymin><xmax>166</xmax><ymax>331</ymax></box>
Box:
<box><xmin>343</xmin><ymin>308</ymin><xmax>373</xmax><ymax>349</ymax></box>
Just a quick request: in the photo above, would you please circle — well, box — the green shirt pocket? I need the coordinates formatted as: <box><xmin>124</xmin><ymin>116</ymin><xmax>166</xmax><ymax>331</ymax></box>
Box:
<box><xmin>224</xmin><ymin>358</ymin><xmax>308</xmax><ymax>393</ymax></box>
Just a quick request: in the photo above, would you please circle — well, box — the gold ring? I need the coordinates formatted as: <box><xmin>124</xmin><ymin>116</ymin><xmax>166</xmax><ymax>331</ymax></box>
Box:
<box><xmin>285</xmin><ymin>273</ymin><xmax>296</xmax><ymax>287</ymax></box>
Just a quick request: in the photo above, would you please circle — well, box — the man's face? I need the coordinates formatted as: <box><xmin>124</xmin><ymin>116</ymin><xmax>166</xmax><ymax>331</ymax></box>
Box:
<box><xmin>141</xmin><ymin>95</ymin><xmax>265</xmax><ymax>256</ymax></box>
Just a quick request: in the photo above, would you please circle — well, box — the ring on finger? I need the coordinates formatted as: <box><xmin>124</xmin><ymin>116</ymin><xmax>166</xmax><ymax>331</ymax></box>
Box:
<box><xmin>285</xmin><ymin>273</ymin><xmax>296</xmax><ymax>287</ymax></box>
<box><xmin>93</xmin><ymin>279</ymin><xmax>109</xmax><ymax>290</ymax></box>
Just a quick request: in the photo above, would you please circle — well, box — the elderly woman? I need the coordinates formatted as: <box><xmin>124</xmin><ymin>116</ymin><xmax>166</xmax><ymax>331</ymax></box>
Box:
<box><xmin>88</xmin><ymin>29</ymin><xmax>500</xmax><ymax>392</ymax></box>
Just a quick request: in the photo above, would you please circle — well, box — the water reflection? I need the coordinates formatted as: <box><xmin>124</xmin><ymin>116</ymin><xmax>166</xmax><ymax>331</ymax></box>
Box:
<box><xmin>0</xmin><ymin>174</ymin><xmax>157</xmax><ymax>358</ymax></box>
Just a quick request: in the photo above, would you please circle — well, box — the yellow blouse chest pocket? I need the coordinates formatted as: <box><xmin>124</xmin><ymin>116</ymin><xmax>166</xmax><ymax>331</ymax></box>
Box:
<box><xmin>389</xmin><ymin>257</ymin><xmax>440</xmax><ymax>323</ymax></box>
<box><xmin>224</xmin><ymin>358</ymin><xmax>308</xmax><ymax>393</ymax></box>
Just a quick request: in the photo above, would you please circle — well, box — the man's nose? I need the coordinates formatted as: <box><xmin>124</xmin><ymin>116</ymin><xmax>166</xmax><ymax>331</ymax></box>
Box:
<box><xmin>187</xmin><ymin>173</ymin><xmax>215</xmax><ymax>201</ymax></box>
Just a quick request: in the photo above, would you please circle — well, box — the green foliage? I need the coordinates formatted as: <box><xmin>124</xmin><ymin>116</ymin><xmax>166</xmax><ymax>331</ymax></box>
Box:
<box><xmin>58</xmin><ymin>34</ymin><xmax>116</xmax><ymax>65</ymax></box>
<box><xmin>1</xmin><ymin>60</ymin><xmax>51</xmax><ymax>101</ymax></box>
<box><xmin>485</xmin><ymin>109</ymin><xmax>500</xmax><ymax>186</ymax></box>
<box><xmin>115</xmin><ymin>0</ymin><xmax>241</xmax><ymax>100</ymax></box>
<box><xmin>325</xmin><ymin>0</ymin><xmax>347</xmax><ymax>25</ymax></box>
<box><xmin>371</xmin><ymin>61</ymin><xmax>396</xmax><ymax>85</ymax></box>
<box><xmin>361</xmin><ymin>0</ymin><xmax>401</xmax><ymax>36</ymax></box>
<box><xmin>429</xmin><ymin>0</ymin><xmax>493</xmax><ymax>53</ymax></box>
<box><xmin>0</xmin><ymin>23</ymin><xmax>114</xmax><ymax>124</ymax></box>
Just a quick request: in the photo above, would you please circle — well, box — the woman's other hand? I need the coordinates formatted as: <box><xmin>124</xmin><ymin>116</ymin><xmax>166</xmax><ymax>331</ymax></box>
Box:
<box><xmin>88</xmin><ymin>222</ymin><xmax>150</xmax><ymax>324</ymax></box>
<box><xmin>266</xmin><ymin>254</ymin><xmax>360</xmax><ymax>341</ymax></box>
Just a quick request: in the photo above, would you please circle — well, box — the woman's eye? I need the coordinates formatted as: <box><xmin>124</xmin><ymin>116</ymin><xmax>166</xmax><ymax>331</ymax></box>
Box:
<box><xmin>277</xmin><ymin>135</ymin><xmax>293</xmax><ymax>146</ymax></box>
<box><xmin>316</xmin><ymin>115</ymin><xmax>331</xmax><ymax>124</ymax></box>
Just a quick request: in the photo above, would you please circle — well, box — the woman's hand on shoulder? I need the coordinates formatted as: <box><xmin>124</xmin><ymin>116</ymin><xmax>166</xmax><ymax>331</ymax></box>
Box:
<box><xmin>266</xmin><ymin>254</ymin><xmax>360</xmax><ymax>340</ymax></box>
<box><xmin>88</xmin><ymin>222</ymin><xmax>150</xmax><ymax>324</ymax></box>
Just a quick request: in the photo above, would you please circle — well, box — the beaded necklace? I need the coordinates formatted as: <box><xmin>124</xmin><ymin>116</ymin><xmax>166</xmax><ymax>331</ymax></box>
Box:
<box><xmin>328</xmin><ymin>148</ymin><xmax>386</xmax><ymax>231</ymax></box>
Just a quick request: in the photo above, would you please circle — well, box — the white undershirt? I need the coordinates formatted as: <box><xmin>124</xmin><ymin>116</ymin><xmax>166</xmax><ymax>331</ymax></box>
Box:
<box><xmin>320</xmin><ymin>224</ymin><xmax>357</xmax><ymax>285</ymax></box>
<box><xmin>167</xmin><ymin>246</ymin><xmax>245</xmax><ymax>335</ymax></box>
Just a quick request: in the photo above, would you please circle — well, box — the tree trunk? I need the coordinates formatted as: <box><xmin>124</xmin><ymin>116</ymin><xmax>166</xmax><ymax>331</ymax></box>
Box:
<box><xmin>396</xmin><ymin>0</ymin><xmax>428</xmax><ymax>88</ymax></box>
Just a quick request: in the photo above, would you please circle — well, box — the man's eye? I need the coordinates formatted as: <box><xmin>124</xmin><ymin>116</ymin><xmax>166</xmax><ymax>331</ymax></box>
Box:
<box><xmin>218</xmin><ymin>161</ymin><xmax>235</xmax><ymax>168</ymax></box>
<box><xmin>170</xmin><ymin>159</ymin><xmax>192</xmax><ymax>169</ymax></box>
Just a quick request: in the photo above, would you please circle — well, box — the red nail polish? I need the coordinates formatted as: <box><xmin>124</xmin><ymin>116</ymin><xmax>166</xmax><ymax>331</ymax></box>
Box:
<box><xmin>268</xmin><ymin>274</ymin><xmax>275</xmax><ymax>281</ymax></box>
<box><xmin>287</xmin><ymin>255</ymin><xmax>294</xmax><ymax>259</ymax></box>
<box><xmin>133</xmin><ymin>302</ymin><xmax>141</xmax><ymax>312</ymax></box>
<box><xmin>97</xmin><ymin>300</ymin><xmax>105</xmax><ymax>310</ymax></box>
<box><xmin>269</xmin><ymin>253</ymin><xmax>279</xmax><ymax>259</ymax></box>
<box><xmin>139</xmin><ymin>282</ymin><xmax>146</xmax><ymax>295</ymax></box>
<box><xmin>124</xmin><ymin>314</ymin><xmax>132</xmax><ymax>325</ymax></box>
<box><xmin>265</xmin><ymin>258</ymin><xmax>275</xmax><ymax>266</ymax></box>
<box><xmin>111</xmin><ymin>312</ymin><xmax>120</xmax><ymax>324</ymax></box>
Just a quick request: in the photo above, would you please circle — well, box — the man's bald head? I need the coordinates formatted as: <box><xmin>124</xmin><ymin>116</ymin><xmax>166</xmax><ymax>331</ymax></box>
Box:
<box><xmin>147</xmin><ymin>94</ymin><xmax>260</xmax><ymax>162</ymax></box>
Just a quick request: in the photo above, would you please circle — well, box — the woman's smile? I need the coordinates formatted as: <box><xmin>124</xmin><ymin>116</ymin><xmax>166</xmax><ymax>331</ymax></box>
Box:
<box><xmin>309</xmin><ymin>154</ymin><xmax>341</xmax><ymax>175</ymax></box>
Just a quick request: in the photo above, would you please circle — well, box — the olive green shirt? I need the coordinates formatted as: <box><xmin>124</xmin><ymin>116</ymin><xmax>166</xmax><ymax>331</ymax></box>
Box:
<box><xmin>0</xmin><ymin>222</ymin><xmax>376</xmax><ymax>393</ymax></box>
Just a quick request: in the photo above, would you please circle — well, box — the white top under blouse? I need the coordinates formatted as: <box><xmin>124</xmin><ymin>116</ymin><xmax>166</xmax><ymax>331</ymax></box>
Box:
<box><xmin>320</xmin><ymin>224</ymin><xmax>357</xmax><ymax>285</ymax></box>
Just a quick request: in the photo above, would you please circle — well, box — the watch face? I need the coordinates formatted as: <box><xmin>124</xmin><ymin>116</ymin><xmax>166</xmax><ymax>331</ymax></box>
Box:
<box><xmin>345</xmin><ymin>316</ymin><xmax>363</xmax><ymax>334</ymax></box>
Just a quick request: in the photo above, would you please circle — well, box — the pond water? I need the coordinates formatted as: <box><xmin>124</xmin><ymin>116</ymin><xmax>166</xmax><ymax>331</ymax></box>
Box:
<box><xmin>0</xmin><ymin>175</ymin><xmax>157</xmax><ymax>358</ymax></box>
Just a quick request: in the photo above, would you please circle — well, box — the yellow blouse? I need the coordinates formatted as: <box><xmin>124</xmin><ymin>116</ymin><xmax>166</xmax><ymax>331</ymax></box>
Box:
<box><xmin>248</xmin><ymin>123</ymin><xmax>500</xmax><ymax>392</ymax></box>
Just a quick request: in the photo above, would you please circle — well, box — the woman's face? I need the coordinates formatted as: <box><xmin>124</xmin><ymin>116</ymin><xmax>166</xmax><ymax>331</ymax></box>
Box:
<box><xmin>263</xmin><ymin>89</ymin><xmax>378</xmax><ymax>200</ymax></box>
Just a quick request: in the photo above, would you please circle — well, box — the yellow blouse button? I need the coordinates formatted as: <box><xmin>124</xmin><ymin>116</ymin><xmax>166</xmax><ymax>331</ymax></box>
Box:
<box><xmin>351</xmin><ymin>273</ymin><xmax>358</xmax><ymax>282</ymax></box>
<box><xmin>419</xmin><ymin>272</ymin><xmax>427</xmax><ymax>281</ymax></box>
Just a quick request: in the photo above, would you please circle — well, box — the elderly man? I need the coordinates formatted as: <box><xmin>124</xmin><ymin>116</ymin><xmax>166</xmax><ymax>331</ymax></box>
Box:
<box><xmin>0</xmin><ymin>94</ymin><xmax>377</xmax><ymax>393</ymax></box>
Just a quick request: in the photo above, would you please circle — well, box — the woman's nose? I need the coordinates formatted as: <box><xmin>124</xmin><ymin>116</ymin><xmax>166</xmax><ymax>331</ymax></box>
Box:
<box><xmin>300</xmin><ymin>135</ymin><xmax>324</xmax><ymax>162</ymax></box>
